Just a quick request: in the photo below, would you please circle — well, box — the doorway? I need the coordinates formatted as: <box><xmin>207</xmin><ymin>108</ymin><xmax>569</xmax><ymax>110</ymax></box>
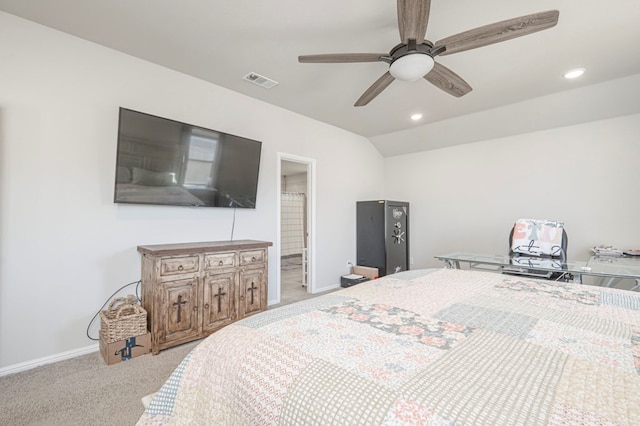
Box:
<box><xmin>277</xmin><ymin>154</ymin><xmax>315</xmax><ymax>306</ymax></box>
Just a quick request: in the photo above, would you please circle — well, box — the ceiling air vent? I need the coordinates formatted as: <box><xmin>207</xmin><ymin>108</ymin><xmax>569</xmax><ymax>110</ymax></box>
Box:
<box><xmin>242</xmin><ymin>72</ymin><xmax>279</xmax><ymax>89</ymax></box>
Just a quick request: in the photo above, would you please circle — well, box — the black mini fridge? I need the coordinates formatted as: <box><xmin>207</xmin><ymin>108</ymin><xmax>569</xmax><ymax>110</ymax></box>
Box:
<box><xmin>356</xmin><ymin>200</ymin><xmax>409</xmax><ymax>277</ymax></box>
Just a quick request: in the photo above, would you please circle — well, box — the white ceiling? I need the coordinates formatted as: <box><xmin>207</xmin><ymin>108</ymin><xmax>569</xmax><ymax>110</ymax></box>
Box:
<box><xmin>1</xmin><ymin>0</ymin><xmax>640</xmax><ymax>156</ymax></box>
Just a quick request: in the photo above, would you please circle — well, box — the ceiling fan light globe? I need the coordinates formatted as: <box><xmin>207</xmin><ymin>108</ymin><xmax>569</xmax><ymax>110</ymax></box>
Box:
<box><xmin>389</xmin><ymin>54</ymin><xmax>435</xmax><ymax>81</ymax></box>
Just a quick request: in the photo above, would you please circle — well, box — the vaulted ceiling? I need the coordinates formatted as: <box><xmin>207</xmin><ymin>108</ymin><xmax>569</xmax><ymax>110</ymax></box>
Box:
<box><xmin>1</xmin><ymin>0</ymin><xmax>639</xmax><ymax>156</ymax></box>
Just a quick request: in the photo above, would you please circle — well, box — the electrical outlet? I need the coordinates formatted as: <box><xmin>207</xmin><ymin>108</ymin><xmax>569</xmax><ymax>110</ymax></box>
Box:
<box><xmin>410</xmin><ymin>257</ymin><xmax>414</xmax><ymax>265</ymax></box>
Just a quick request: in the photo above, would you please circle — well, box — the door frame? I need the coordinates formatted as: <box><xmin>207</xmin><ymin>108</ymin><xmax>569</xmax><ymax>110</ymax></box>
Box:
<box><xmin>276</xmin><ymin>153</ymin><xmax>316</xmax><ymax>304</ymax></box>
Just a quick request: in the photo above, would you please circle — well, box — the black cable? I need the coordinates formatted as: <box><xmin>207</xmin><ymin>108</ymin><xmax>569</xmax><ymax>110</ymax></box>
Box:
<box><xmin>85</xmin><ymin>279</ymin><xmax>141</xmax><ymax>341</ymax></box>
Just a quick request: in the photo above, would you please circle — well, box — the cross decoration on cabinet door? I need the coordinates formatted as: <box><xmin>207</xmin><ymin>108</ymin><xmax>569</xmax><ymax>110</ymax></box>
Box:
<box><xmin>172</xmin><ymin>295</ymin><xmax>187</xmax><ymax>323</ymax></box>
<box><xmin>247</xmin><ymin>281</ymin><xmax>258</xmax><ymax>306</ymax></box>
<box><xmin>213</xmin><ymin>286</ymin><xmax>227</xmax><ymax>313</ymax></box>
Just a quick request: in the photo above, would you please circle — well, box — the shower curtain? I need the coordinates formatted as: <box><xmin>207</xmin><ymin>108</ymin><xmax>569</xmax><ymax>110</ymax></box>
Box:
<box><xmin>281</xmin><ymin>192</ymin><xmax>306</xmax><ymax>257</ymax></box>
<box><xmin>281</xmin><ymin>192</ymin><xmax>307</xmax><ymax>285</ymax></box>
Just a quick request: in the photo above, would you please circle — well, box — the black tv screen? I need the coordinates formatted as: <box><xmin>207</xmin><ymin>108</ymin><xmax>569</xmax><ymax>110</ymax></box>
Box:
<box><xmin>114</xmin><ymin>108</ymin><xmax>262</xmax><ymax>208</ymax></box>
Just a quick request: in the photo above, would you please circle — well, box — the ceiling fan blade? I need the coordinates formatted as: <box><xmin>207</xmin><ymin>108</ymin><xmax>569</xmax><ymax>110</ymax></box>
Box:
<box><xmin>397</xmin><ymin>0</ymin><xmax>431</xmax><ymax>44</ymax></box>
<box><xmin>424</xmin><ymin>62</ymin><xmax>472</xmax><ymax>97</ymax></box>
<box><xmin>298</xmin><ymin>53</ymin><xmax>387</xmax><ymax>63</ymax></box>
<box><xmin>435</xmin><ymin>10</ymin><xmax>559</xmax><ymax>56</ymax></box>
<box><xmin>355</xmin><ymin>72</ymin><xmax>395</xmax><ymax>106</ymax></box>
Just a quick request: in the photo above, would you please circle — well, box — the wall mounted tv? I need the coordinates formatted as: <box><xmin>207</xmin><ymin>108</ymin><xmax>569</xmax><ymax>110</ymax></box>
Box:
<box><xmin>114</xmin><ymin>108</ymin><xmax>262</xmax><ymax>208</ymax></box>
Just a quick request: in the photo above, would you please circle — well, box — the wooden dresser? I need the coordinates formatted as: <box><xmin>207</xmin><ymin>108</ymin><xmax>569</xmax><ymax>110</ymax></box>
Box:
<box><xmin>138</xmin><ymin>240</ymin><xmax>272</xmax><ymax>354</ymax></box>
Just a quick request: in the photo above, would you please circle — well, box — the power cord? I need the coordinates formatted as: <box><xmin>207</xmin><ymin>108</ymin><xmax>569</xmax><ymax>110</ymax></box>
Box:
<box><xmin>85</xmin><ymin>279</ymin><xmax>141</xmax><ymax>341</ymax></box>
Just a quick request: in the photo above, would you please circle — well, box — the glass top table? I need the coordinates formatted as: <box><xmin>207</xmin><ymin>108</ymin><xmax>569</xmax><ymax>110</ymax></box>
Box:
<box><xmin>434</xmin><ymin>252</ymin><xmax>640</xmax><ymax>290</ymax></box>
<box><xmin>582</xmin><ymin>255</ymin><xmax>640</xmax><ymax>287</ymax></box>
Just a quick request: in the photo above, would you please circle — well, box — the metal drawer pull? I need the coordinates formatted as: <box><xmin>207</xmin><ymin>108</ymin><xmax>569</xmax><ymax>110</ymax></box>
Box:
<box><xmin>218</xmin><ymin>260</ymin><xmax>224</xmax><ymax>266</ymax></box>
<box><xmin>178</xmin><ymin>265</ymin><xmax>184</xmax><ymax>271</ymax></box>
<box><xmin>251</xmin><ymin>256</ymin><xmax>256</xmax><ymax>262</ymax></box>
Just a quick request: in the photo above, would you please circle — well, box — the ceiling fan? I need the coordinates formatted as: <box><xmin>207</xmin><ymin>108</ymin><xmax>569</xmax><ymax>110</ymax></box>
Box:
<box><xmin>298</xmin><ymin>0</ymin><xmax>559</xmax><ymax>106</ymax></box>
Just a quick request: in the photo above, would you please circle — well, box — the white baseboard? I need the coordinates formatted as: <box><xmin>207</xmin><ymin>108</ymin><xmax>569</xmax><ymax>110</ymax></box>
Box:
<box><xmin>314</xmin><ymin>283</ymin><xmax>341</xmax><ymax>294</ymax></box>
<box><xmin>0</xmin><ymin>343</ymin><xmax>99</xmax><ymax>377</ymax></box>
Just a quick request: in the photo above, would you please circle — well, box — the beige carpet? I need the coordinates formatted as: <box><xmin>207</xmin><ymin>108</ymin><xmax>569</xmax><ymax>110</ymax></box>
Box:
<box><xmin>0</xmin><ymin>284</ymin><xmax>333</xmax><ymax>425</ymax></box>
<box><xmin>0</xmin><ymin>340</ymin><xmax>199</xmax><ymax>425</ymax></box>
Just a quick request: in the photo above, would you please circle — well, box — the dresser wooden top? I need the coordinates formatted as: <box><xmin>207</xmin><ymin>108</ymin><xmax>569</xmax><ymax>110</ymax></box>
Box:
<box><xmin>137</xmin><ymin>240</ymin><xmax>272</xmax><ymax>256</ymax></box>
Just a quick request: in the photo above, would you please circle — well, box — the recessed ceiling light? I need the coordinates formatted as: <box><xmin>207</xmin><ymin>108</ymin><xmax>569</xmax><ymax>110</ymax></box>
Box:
<box><xmin>410</xmin><ymin>113</ymin><xmax>423</xmax><ymax>121</ymax></box>
<box><xmin>564</xmin><ymin>68</ymin><xmax>585</xmax><ymax>79</ymax></box>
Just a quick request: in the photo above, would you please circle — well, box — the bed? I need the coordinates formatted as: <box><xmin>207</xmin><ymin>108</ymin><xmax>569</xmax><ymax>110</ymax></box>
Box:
<box><xmin>137</xmin><ymin>268</ymin><xmax>640</xmax><ymax>425</ymax></box>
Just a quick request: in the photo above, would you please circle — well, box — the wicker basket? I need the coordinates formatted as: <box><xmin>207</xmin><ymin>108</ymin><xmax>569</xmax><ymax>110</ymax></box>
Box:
<box><xmin>100</xmin><ymin>295</ymin><xmax>148</xmax><ymax>343</ymax></box>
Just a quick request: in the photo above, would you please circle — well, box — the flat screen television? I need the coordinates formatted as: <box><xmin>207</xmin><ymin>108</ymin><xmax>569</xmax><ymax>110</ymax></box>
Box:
<box><xmin>114</xmin><ymin>108</ymin><xmax>262</xmax><ymax>208</ymax></box>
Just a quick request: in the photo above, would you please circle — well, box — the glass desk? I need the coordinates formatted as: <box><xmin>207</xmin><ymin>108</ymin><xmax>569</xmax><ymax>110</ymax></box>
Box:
<box><xmin>583</xmin><ymin>255</ymin><xmax>640</xmax><ymax>290</ymax></box>
<box><xmin>434</xmin><ymin>252</ymin><xmax>640</xmax><ymax>290</ymax></box>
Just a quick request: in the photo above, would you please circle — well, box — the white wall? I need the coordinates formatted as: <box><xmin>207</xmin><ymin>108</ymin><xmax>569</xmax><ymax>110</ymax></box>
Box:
<box><xmin>384</xmin><ymin>113</ymin><xmax>640</xmax><ymax>270</ymax></box>
<box><xmin>0</xmin><ymin>12</ymin><xmax>384</xmax><ymax>368</ymax></box>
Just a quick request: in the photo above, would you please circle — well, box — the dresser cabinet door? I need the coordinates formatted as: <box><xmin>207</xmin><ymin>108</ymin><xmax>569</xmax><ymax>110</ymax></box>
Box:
<box><xmin>160</xmin><ymin>278</ymin><xmax>199</xmax><ymax>344</ymax></box>
<box><xmin>202</xmin><ymin>272</ymin><xmax>236</xmax><ymax>332</ymax></box>
<box><xmin>239</xmin><ymin>268</ymin><xmax>266</xmax><ymax>317</ymax></box>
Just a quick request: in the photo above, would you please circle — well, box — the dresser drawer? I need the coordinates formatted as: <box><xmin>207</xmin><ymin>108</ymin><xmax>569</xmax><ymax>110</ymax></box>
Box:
<box><xmin>239</xmin><ymin>249</ymin><xmax>265</xmax><ymax>265</ymax></box>
<box><xmin>204</xmin><ymin>252</ymin><xmax>236</xmax><ymax>270</ymax></box>
<box><xmin>160</xmin><ymin>256</ymin><xmax>200</xmax><ymax>276</ymax></box>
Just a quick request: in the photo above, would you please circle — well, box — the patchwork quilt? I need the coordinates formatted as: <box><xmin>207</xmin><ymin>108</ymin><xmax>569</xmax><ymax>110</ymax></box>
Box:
<box><xmin>137</xmin><ymin>268</ymin><xmax>640</xmax><ymax>425</ymax></box>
